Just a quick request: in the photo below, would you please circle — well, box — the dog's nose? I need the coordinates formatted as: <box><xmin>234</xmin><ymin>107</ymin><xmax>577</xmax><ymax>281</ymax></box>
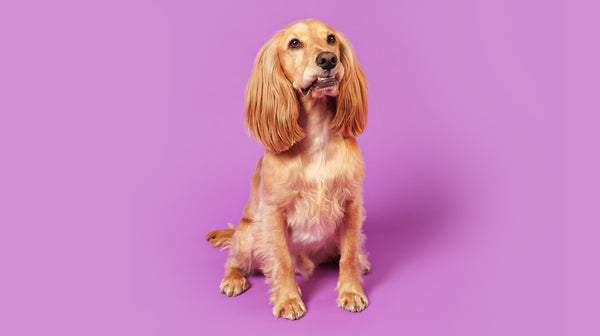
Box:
<box><xmin>316</xmin><ymin>52</ymin><xmax>338</xmax><ymax>71</ymax></box>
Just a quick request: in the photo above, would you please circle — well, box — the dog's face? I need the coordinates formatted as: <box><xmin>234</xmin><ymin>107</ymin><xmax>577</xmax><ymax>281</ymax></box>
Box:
<box><xmin>277</xmin><ymin>20</ymin><xmax>344</xmax><ymax>99</ymax></box>
<box><xmin>245</xmin><ymin>19</ymin><xmax>368</xmax><ymax>153</ymax></box>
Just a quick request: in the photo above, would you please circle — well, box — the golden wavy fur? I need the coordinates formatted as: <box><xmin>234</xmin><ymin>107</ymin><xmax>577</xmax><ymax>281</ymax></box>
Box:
<box><xmin>206</xmin><ymin>19</ymin><xmax>370</xmax><ymax>320</ymax></box>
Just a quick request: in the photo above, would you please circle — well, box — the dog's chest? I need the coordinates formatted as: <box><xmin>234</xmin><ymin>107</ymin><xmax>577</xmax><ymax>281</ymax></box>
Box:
<box><xmin>286</xmin><ymin>155</ymin><xmax>351</xmax><ymax>246</ymax></box>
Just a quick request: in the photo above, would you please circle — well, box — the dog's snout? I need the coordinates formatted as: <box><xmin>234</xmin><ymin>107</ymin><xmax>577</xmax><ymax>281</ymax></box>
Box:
<box><xmin>316</xmin><ymin>52</ymin><xmax>338</xmax><ymax>71</ymax></box>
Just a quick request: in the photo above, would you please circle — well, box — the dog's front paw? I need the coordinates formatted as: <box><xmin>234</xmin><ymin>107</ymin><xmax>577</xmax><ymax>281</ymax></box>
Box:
<box><xmin>219</xmin><ymin>275</ymin><xmax>249</xmax><ymax>297</ymax></box>
<box><xmin>273</xmin><ymin>297</ymin><xmax>306</xmax><ymax>320</ymax></box>
<box><xmin>337</xmin><ymin>290</ymin><xmax>369</xmax><ymax>312</ymax></box>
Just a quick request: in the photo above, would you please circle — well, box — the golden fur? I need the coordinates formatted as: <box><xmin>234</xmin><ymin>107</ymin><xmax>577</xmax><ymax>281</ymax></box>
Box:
<box><xmin>206</xmin><ymin>19</ymin><xmax>370</xmax><ymax>320</ymax></box>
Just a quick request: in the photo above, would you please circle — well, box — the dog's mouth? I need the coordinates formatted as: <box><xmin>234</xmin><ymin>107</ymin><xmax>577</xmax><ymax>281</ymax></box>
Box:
<box><xmin>300</xmin><ymin>75</ymin><xmax>339</xmax><ymax>96</ymax></box>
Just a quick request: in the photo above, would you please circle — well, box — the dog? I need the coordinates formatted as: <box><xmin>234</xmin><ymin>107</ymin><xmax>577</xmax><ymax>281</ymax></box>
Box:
<box><xmin>206</xmin><ymin>19</ymin><xmax>370</xmax><ymax>320</ymax></box>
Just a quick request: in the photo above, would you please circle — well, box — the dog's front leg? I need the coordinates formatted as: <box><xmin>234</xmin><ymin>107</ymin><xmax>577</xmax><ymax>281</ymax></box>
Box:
<box><xmin>336</xmin><ymin>198</ymin><xmax>369</xmax><ymax>312</ymax></box>
<box><xmin>263</xmin><ymin>207</ymin><xmax>306</xmax><ymax>320</ymax></box>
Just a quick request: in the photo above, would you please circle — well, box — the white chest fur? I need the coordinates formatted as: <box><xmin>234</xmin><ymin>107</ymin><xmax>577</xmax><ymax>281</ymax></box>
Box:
<box><xmin>286</xmin><ymin>179</ymin><xmax>350</xmax><ymax>246</ymax></box>
<box><xmin>285</xmin><ymin>105</ymin><xmax>352</xmax><ymax>247</ymax></box>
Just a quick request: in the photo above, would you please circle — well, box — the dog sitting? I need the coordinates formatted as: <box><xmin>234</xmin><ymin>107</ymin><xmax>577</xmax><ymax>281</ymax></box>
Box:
<box><xmin>206</xmin><ymin>19</ymin><xmax>370</xmax><ymax>320</ymax></box>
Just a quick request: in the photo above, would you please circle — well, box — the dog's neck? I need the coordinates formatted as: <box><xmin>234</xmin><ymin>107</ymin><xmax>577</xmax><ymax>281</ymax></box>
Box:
<box><xmin>296</xmin><ymin>97</ymin><xmax>337</xmax><ymax>154</ymax></box>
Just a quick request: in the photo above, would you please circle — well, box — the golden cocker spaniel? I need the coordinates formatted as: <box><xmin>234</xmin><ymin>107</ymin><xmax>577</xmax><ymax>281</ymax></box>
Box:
<box><xmin>206</xmin><ymin>19</ymin><xmax>370</xmax><ymax>320</ymax></box>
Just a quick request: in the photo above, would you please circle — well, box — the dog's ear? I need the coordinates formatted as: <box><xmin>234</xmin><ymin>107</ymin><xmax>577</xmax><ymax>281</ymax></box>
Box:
<box><xmin>245</xmin><ymin>33</ymin><xmax>304</xmax><ymax>153</ymax></box>
<box><xmin>330</xmin><ymin>32</ymin><xmax>368</xmax><ymax>137</ymax></box>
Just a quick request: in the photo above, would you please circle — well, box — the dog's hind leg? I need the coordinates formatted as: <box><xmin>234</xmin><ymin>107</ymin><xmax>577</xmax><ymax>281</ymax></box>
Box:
<box><xmin>220</xmin><ymin>262</ymin><xmax>250</xmax><ymax>296</ymax></box>
<box><xmin>219</xmin><ymin>217</ymin><xmax>254</xmax><ymax>296</ymax></box>
<box><xmin>210</xmin><ymin>156</ymin><xmax>262</xmax><ymax>297</ymax></box>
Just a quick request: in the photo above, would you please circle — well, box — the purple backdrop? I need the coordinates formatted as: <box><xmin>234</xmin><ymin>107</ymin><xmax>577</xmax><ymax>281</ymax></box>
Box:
<box><xmin>1</xmin><ymin>0</ymin><xmax>591</xmax><ymax>335</ymax></box>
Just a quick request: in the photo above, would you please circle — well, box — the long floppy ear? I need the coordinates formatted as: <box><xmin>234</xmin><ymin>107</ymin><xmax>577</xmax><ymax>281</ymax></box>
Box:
<box><xmin>330</xmin><ymin>32</ymin><xmax>368</xmax><ymax>137</ymax></box>
<box><xmin>244</xmin><ymin>33</ymin><xmax>304</xmax><ymax>153</ymax></box>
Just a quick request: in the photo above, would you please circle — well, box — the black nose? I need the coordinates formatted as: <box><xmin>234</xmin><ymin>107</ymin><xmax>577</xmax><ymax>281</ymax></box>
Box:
<box><xmin>316</xmin><ymin>52</ymin><xmax>338</xmax><ymax>71</ymax></box>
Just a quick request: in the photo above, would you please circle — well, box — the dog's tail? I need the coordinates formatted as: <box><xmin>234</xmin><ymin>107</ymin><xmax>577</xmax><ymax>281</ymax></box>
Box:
<box><xmin>205</xmin><ymin>223</ymin><xmax>236</xmax><ymax>250</ymax></box>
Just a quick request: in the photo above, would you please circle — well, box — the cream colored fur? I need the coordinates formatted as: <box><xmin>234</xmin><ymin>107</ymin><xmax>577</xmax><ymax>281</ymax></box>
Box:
<box><xmin>206</xmin><ymin>19</ymin><xmax>370</xmax><ymax>320</ymax></box>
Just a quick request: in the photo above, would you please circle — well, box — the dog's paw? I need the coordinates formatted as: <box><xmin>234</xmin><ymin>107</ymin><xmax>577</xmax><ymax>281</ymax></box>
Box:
<box><xmin>219</xmin><ymin>275</ymin><xmax>249</xmax><ymax>297</ymax></box>
<box><xmin>273</xmin><ymin>297</ymin><xmax>306</xmax><ymax>320</ymax></box>
<box><xmin>337</xmin><ymin>290</ymin><xmax>369</xmax><ymax>312</ymax></box>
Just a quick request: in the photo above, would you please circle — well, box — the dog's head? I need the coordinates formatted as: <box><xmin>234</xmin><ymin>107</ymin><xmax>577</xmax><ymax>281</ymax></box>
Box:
<box><xmin>245</xmin><ymin>19</ymin><xmax>368</xmax><ymax>153</ymax></box>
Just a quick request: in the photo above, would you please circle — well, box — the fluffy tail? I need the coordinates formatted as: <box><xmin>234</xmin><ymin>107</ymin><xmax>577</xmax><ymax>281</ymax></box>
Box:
<box><xmin>205</xmin><ymin>223</ymin><xmax>236</xmax><ymax>250</ymax></box>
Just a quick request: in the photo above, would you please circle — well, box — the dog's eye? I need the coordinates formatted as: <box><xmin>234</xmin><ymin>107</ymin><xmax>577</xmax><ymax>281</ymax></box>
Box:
<box><xmin>288</xmin><ymin>39</ymin><xmax>302</xmax><ymax>49</ymax></box>
<box><xmin>327</xmin><ymin>35</ymin><xmax>336</xmax><ymax>44</ymax></box>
